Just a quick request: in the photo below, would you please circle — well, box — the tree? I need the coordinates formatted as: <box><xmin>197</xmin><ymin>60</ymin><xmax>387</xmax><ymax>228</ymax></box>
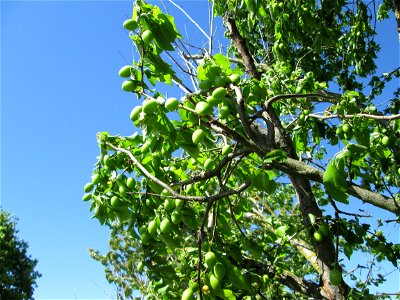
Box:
<box><xmin>84</xmin><ymin>0</ymin><xmax>400</xmax><ymax>299</ymax></box>
<box><xmin>0</xmin><ymin>210</ymin><xmax>41</xmax><ymax>300</ymax></box>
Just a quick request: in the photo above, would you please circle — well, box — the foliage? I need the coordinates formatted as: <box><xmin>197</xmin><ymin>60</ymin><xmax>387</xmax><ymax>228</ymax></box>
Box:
<box><xmin>0</xmin><ymin>210</ymin><xmax>41</xmax><ymax>300</ymax></box>
<box><xmin>85</xmin><ymin>0</ymin><xmax>400</xmax><ymax>299</ymax></box>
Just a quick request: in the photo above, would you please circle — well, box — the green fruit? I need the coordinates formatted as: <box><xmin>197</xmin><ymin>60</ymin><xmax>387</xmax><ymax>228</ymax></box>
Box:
<box><xmin>141</xmin><ymin>29</ymin><xmax>154</xmax><ymax>44</ymax></box>
<box><xmin>130</xmin><ymin>106</ymin><xmax>142</xmax><ymax>122</ymax></box>
<box><xmin>209</xmin><ymin>274</ymin><xmax>221</xmax><ymax>289</ymax></box>
<box><xmin>137</xmin><ymin>261</ymin><xmax>144</xmax><ymax>273</ymax></box>
<box><xmin>204</xmin><ymin>158</ymin><xmax>213</xmax><ymax>169</ymax></box>
<box><xmin>164</xmin><ymin>198</ymin><xmax>175</xmax><ymax>211</ymax></box>
<box><xmin>329</xmin><ymin>269</ymin><xmax>342</xmax><ymax>286</ymax></box>
<box><xmin>205</xmin><ymin>252</ymin><xmax>217</xmax><ymax>268</ymax></box>
<box><xmin>143</xmin><ymin>99</ymin><xmax>159</xmax><ymax>114</ymax></box>
<box><xmin>313</xmin><ymin>230</ymin><xmax>324</xmax><ymax>242</ymax></box>
<box><xmin>192</xmin><ymin>129</ymin><xmax>206</xmax><ymax>144</ymax></box>
<box><xmin>214</xmin><ymin>75</ymin><xmax>228</xmax><ymax>87</ymax></box>
<box><xmin>118</xmin><ymin>65</ymin><xmax>133</xmax><ymax>78</ymax></box>
<box><xmin>82</xmin><ymin>193</ymin><xmax>92</xmax><ymax>201</ymax></box>
<box><xmin>218</xmin><ymin>105</ymin><xmax>230</xmax><ymax>119</ymax></box>
<box><xmin>126</xmin><ymin>177</ymin><xmax>136</xmax><ymax>190</ymax></box>
<box><xmin>92</xmin><ymin>174</ymin><xmax>101</xmax><ymax>185</ymax></box>
<box><xmin>148</xmin><ymin>220</ymin><xmax>158</xmax><ymax>235</ymax></box>
<box><xmin>84</xmin><ymin>183</ymin><xmax>94</xmax><ymax>193</ymax></box>
<box><xmin>118</xmin><ymin>185</ymin><xmax>127</xmax><ymax>197</ymax></box>
<box><xmin>160</xmin><ymin>219</ymin><xmax>172</xmax><ymax>233</ymax></box>
<box><xmin>122</xmin><ymin>80</ymin><xmax>136</xmax><ymax>92</ymax></box>
<box><xmin>199</xmin><ymin>80</ymin><xmax>212</xmax><ymax>91</ymax></box>
<box><xmin>381</xmin><ymin>135</ymin><xmax>390</xmax><ymax>146</ymax></box>
<box><xmin>221</xmin><ymin>144</ymin><xmax>232</xmax><ymax>156</ymax></box>
<box><xmin>212</xmin><ymin>87</ymin><xmax>228</xmax><ymax>99</ymax></box>
<box><xmin>213</xmin><ymin>262</ymin><xmax>225</xmax><ymax>280</ymax></box>
<box><xmin>171</xmin><ymin>210</ymin><xmax>182</xmax><ymax>224</ymax></box>
<box><xmin>141</xmin><ymin>141</ymin><xmax>151</xmax><ymax>154</ymax></box>
<box><xmin>111</xmin><ymin>196</ymin><xmax>121</xmax><ymax>208</ymax></box>
<box><xmin>206</xmin><ymin>95</ymin><xmax>221</xmax><ymax>106</ymax></box>
<box><xmin>123</xmin><ymin>19</ymin><xmax>138</xmax><ymax>31</ymax></box>
<box><xmin>229</xmin><ymin>73</ymin><xmax>240</xmax><ymax>84</ymax></box>
<box><xmin>181</xmin><ymin>288</ymin><xmax>194</xmax><ymax>300</ymax></box>
<box><xmin>165</xmin><ymin>97</ymin><xmax>179</xmax><ymax>111</ymax></box>
<box><xmin>195</xmin><ymin>101</ymin><xmax>212</xmax><ymax>116</ymax></box>
<box><xmin>342</xmin><ymin>124</ymin><xmax>351</xmax><ymax>133</ymax></box>
<box><xmin>103</xmin><ymin>154</ymin><xmax>113</xmax><ymax>167</ymax></box>
<box><xmin>175</xmin><ymin>199</ymin><xmax>183</xmax><ymax>208</ymax></box>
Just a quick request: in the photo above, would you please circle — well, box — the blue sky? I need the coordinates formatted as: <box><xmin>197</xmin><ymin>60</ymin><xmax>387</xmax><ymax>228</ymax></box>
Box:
<box><xmin>1</xmin><ymin>1</ymin><xmax>210</xmax><ymax>299</ymax></box>
<box><xmin>1</xmin><ymin>1</ymin><xmax>399</xmax><ymax>299</ymax></box>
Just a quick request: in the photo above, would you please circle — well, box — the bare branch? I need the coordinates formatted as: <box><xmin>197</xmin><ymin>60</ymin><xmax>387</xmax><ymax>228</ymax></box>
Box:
<box><xmin>168</xmin><ymin>0</ymin><xmax>210</xmax><ymax>40</ymax></box>
<box><xmin>264</xmin><ymin>92</ymin><xmax>339</xmax><ymax>109</ymax></box>
<box><xmin>308</xmin><ymin>112</ymin><xmax>400</xmax><ymax>121</ymax></box>
<box><xmin>231</xmin><ymin>84</ymin><xmax>262</xmax><ymax>144</ymax></box>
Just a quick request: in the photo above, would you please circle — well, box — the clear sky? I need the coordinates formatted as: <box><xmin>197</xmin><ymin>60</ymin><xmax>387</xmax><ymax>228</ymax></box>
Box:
<box><xmin>1</xmin><ymin>1</ymin><xmax>399</xmax><ymax>299</ymax></box>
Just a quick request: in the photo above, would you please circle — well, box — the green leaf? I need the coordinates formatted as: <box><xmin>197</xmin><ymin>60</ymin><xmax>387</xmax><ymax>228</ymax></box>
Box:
<box><xmin>215</xmin><ymin>289</ymin><xmax>236</xmax><ymax>300</ymax></box>
<box><xmin>263</xmin><ymin>149</ymin><xmax>287</xmax><ymax>163</ymax></box>
<box><xmin>227</xmin><ymin>265</ymin><xmax>252</xmax><ymax>291</ymax></box>
<box><xmin>323</xmin><ymin>158</ymin><xmax>349</xmax><ymax>203</ymax></box>
<box><xmin>213</xmin><ymin>53</ymin><xmax>230</xmax><ymax>72</ymax></box>
<box><xmin>344</xmin><ymin>243</ymin><xmax>353</xmax><ymax>259</ymax></box>
<box><xmin>323</xmin><ymin>158</ymin><xmax>347</xmax><ymax>192</ymax></box>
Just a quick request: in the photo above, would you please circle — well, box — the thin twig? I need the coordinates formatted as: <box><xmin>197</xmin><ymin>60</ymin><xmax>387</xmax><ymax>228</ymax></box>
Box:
<box><xmin>308</xmin><ymin>112</ymin><xmax>400</xmax><ymax>121</ymax></box>
<box><xmin>106</xmin><ymin>142</ymin><xmax>251</xmax><ymax>202</ymax></box>
<box><xmin>168</xmin><ymin>0</ymin><xmax>210</xmax><ymax>40</ymax></box>
<box><xmin>264</xmin><ymin>92</ymin><xmax>338</xmax><ymax>109</ymax></box>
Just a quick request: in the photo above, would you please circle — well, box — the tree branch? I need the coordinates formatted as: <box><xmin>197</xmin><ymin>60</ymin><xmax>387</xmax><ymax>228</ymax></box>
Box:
<box><xmin>272</xmin><ymin>158</ymin><xmax>400</xmax><ymax>215</ymax></box>
<box><xmin>106</xmin><ymin>142</ymin><xmax>251</xmax><ymax>202</ymax></box>
<box><xmin>264</xmin><ymin>92</ymin><xmax>339</xmax><ymax>109</ymax></box>
<box><xmin>308</xmin><ymin>112</ymin><xmax>400</xmax><ymax>121</ymax></box>
<box><xmin>242</xmin><ymin>257</ymin><xmax>324</xmax><ymax>299</ymax></box>
<box><xmin>224</xmin><ymin>15</ymin><xmax>260</xmax><ymax>80</ymax></box>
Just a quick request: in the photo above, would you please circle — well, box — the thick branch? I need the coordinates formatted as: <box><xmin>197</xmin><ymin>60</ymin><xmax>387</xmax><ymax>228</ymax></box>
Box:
<box><xmin>242</xmin><ymin>258</ymin><xmax>324</xmax><ymax>299</ymax></box>
<box><xmin>224</xmin><ymin>15</ymin><xmax>260</xmax><ymax>80</ymax></box>
<box><xmin>272</xmin><ymin>158</ymin><xmax>400</xmax><ymax>215</ymax></box>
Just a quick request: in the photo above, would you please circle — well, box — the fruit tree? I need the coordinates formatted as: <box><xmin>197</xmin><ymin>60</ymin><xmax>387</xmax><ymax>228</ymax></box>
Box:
<box><xmin>85</xmin><ymin>0</ymin><xmax>400</xmax><ymax>299</ymax></box>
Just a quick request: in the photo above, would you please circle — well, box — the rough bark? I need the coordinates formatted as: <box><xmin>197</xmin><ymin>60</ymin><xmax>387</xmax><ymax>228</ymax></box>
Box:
<box><xmin>224</xmin><ymin>15</ymin><xmax>348</xmax><ymax>300</ymax></box>
<box><xmin>273</xmin><ymin>158</ymin><xmax>400</xmax><ymax>215</ymax></box>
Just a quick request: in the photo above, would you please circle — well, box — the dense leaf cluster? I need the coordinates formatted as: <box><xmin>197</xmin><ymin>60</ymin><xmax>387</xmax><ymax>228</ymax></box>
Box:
<box><xmin>84</xmin><ymin>0</ymin><xmax>400</xmax><ymax>299</ymax></box>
